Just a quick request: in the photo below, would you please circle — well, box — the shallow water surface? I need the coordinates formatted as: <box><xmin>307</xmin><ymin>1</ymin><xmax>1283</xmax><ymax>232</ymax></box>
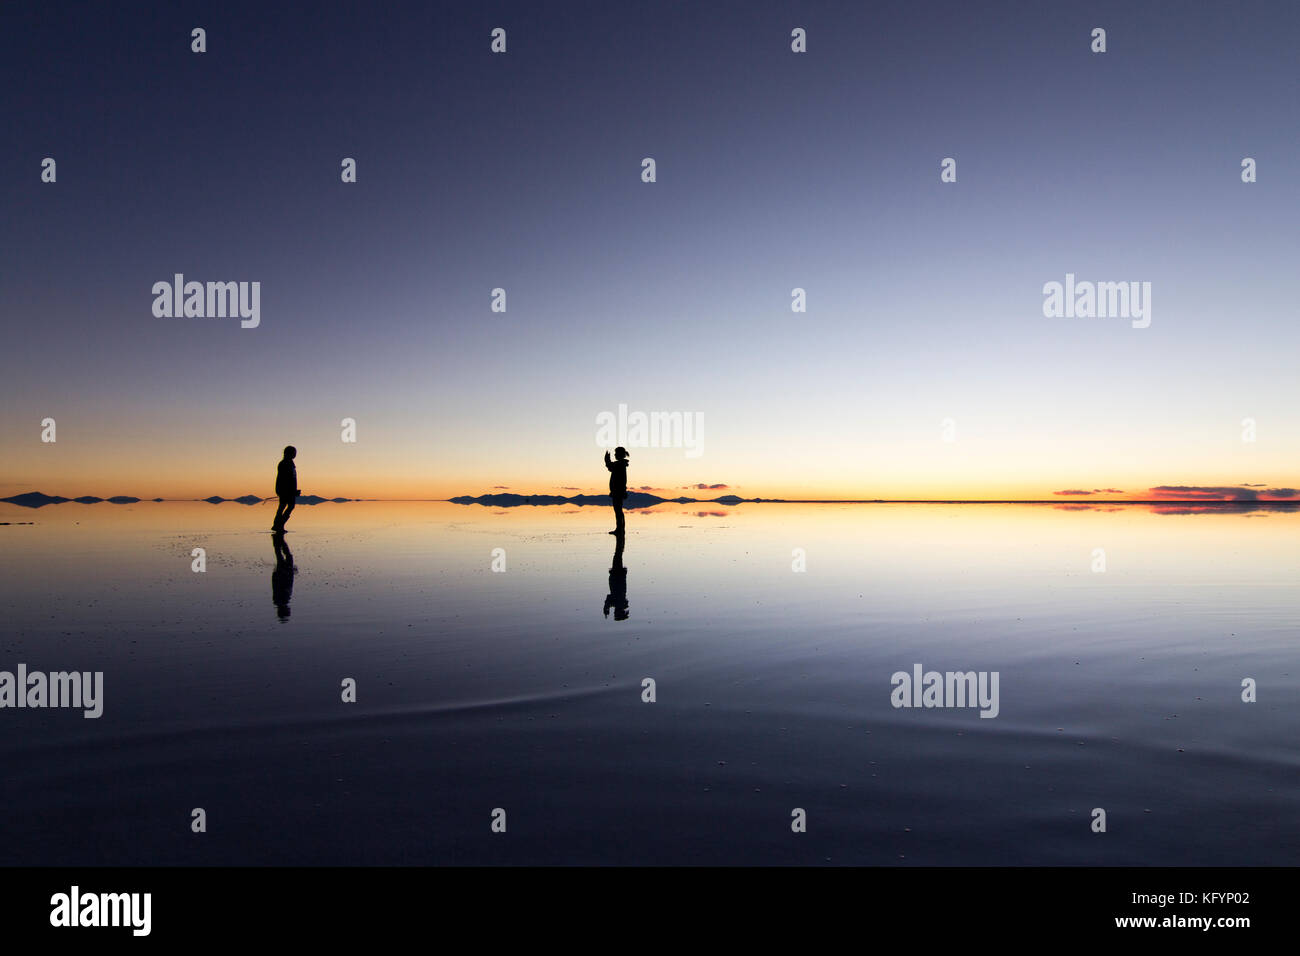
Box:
<box><xmin>0</xmin><ymin>500</ymin><xmax>1296</xmax><ymax>865</ymax></box>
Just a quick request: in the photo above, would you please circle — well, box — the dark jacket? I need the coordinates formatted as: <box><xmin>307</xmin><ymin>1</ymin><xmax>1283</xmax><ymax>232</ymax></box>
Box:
<box><xmin>605</xmin><ymin>453</ymin><xmax>628</xmax><ymax>495</ymax></box>
<box><xmin>275</xmin><ymin>458</ymin><xmax>297</xmax><ymax>499</ymax></box>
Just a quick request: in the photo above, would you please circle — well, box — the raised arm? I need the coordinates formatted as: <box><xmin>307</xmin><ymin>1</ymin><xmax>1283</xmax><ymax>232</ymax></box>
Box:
<box><xmin>604</xmin><ymin>450</ymin><xmax>612</xmax><ymax>471</ymax></box>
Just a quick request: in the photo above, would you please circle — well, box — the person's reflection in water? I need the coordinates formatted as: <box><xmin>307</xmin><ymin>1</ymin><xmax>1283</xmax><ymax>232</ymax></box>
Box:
<box><xmin>603</xmin><ymin>530</ymin><xmax>629</xmax><ymax>621</ymax></box>
<box><xmin>271</xmin><ymin>531</ymin><xmax>296</xmax><ymax>620</ymax></box>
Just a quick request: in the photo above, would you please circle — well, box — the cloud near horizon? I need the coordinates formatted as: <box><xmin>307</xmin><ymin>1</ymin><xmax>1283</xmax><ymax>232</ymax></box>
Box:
<box><xmin>683</xmin><ymin>483</ymin><xmax>729</xmax><ymax>490</ymax></box>
<box><xmin>1053</xmin><ymin>485</ymin><xmax>1298</xmax><ymax>500</ymax></box>
<box><xmin>1148</xmin><ymin>485</ymin><xmax>1300</xmax><ymax>500</ymax></box>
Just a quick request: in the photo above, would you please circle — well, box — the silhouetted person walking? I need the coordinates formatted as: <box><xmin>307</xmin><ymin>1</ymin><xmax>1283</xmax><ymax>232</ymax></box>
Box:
<box><xmin>272</xmin><ymin>445</ymin><xmax>300</xmax><ymax>532</ymax></box>
<box><xmin>603</xmin><ymin>531</ymin><xmax>628</xmax><ymax>621</ymax></box>
<box><xmin>604</xmin><ymin>446</ymin><xmax>629</xmax><ymax>534</ymax></box>
<box><xmin>271</xmin><ymin>531</ymin><xmax>296</xmax><ymax>620</ymax></box>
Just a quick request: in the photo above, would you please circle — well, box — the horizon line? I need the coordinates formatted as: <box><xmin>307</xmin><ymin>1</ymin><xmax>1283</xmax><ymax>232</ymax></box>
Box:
<box><xmin>5</xmin><ymin>492</ymin><xmax>1299</xmax><ymax>507</ymax></box>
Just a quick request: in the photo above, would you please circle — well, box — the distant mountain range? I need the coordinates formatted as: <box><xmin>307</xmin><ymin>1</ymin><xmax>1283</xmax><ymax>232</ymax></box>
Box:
<box><xmin>0</xmin><ymin>493</ymin><xmax>148</xmax><ymax>508</ymax></box>
<box><xmin>450</xmin><ymin>492</ymin><xmax>775</xmax><ymax>508</ymax></box>
<box><xmin>9</xmin><ymin>491</ymin><xmax>1290</xmax><ymax>512</ymax></box>
<box><xmin>199</xmin><ymin>495</ymin><xmax>352</xmax><ymax>506</ymax></box>
<box><xmin>1</xmin><ymin>492</ymin><xmax>353</xmax><ymax>509</ymax></box>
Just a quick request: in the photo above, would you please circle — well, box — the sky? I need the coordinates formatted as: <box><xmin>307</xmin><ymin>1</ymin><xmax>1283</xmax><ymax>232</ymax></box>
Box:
<box><xmin>2</xmin><ymin>0</ymin><xmax>1297</xmax><ymax>500</ymax></box>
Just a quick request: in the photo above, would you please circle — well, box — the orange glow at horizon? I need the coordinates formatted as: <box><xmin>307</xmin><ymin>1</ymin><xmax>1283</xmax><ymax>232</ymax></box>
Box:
<box><xmin>4</xmin><ymin>454</ymin><xmax>1297</xmax><ymax>504</ymax></box>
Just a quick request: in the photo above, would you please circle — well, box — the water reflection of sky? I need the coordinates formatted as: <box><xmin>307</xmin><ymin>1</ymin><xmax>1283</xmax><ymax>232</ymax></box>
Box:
<box><xmin>0</xmin><ymin>501</ymin><xmax>1296</xmax><ymax>865</ymax></box>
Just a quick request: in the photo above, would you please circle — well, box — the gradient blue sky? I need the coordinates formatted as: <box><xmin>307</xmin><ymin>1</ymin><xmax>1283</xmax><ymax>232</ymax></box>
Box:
<box><xmin>3</xmin><ymin>0</ymin><xmax>1297</xmax><ymax>498</ymax></box>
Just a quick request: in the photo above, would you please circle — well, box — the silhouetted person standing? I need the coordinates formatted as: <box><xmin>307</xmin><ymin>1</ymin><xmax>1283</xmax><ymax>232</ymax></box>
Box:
<box><xmin>603</xmin><ymin>531</ymin><xmax>628</xmax><ymax>620</ymax></box>
<box><xmin>604</xmin><ymin>447</ymin><xmax>629</xmax><ymax>534</ymax></box>
<box><xmin>272</xmin><ymin>445</ymin><xmax>300</xmax><ymax>532</ymax></box>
